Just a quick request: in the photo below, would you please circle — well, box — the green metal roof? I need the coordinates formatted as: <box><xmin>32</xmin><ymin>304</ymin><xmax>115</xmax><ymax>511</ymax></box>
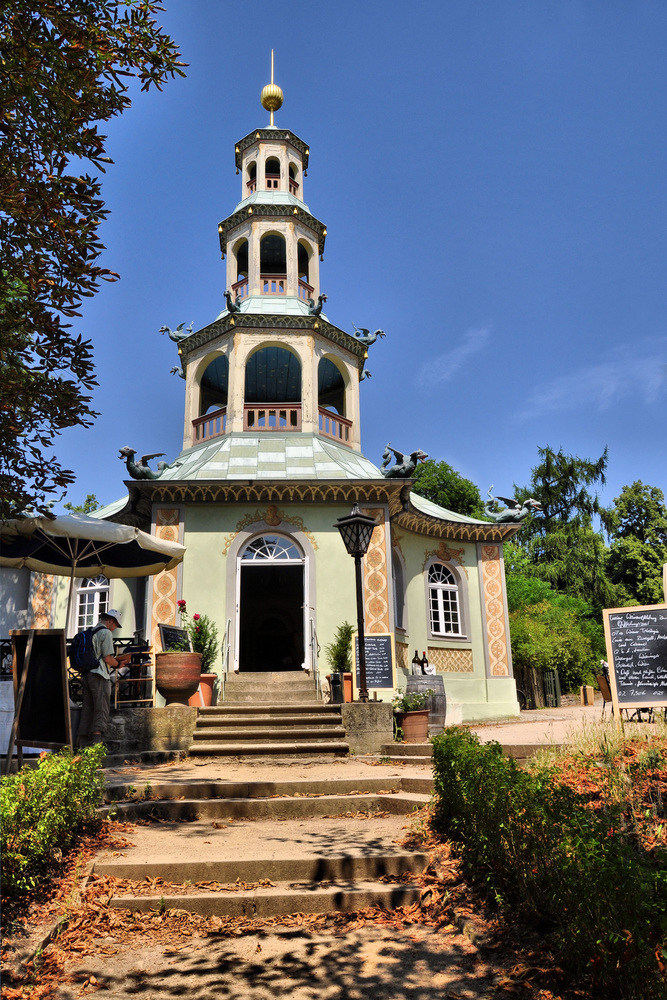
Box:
<box><xmin>159</xmin><ymin>433</ymin><xmax>383</xmax><ymax>482</ymax></box>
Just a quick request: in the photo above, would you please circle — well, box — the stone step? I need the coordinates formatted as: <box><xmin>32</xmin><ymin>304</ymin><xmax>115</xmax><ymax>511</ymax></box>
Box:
<box><xmin>224</xmin><ymin>671</ymin><xmax>315</xmax><ymax>684</ymax></box>
<box><xmin>102</xmin><ymin>790</ymin><xmax>428</xmax><ymax>822</ymax></box>
<box><xmin>222</xmin><ymin>692</ymin><xmax>321</xmax><ymax>704</ymax></box>
<box><xmin>200</xmin><ymin>704</ymin><xmax>339</xmax><ymax>716</ymax></box>
<box><xmin>191</xmin><ymin>727</ymin><xmax>347</xmax><ymax>742</ymax></box>
<box><xmin>94</xmin><ymin>848</ymin><xmax>429</xmax><ymax>884</ymax></box>
<box><xmin>108</xmin><ymin>879</ymin><xmax>423</xmax><ymax>918</ymax></box>
<box><xmin>381</xmin><ymin>743</ymin><xmax>433</xmax><ymax>757</ymax></box>
<box><xmin>188</xmin><ymin>741</ymin><xmax>350</xmax><ymax>757</ymax></box>
<box><xmin>104</xmin><ymin>777</ymin><xmax>406</xmax><ymax>802</ymax></box>
<box><xmin>196</xmin><ymin>714</ymin><xmax>342</xmax><ymax>728</ymax></box>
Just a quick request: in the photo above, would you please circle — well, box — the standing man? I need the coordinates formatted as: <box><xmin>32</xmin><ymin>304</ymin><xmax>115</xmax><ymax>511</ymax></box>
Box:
<box><xmin>77</xmin><ymin>610</ymin><xmax>131</xmax><ymax>747</ymax></box>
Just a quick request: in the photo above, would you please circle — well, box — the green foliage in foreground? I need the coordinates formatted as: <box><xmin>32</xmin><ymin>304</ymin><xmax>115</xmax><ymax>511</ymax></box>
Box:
<box><xmin>431</xmin><ymin>728</ymin><xmax>667</xmax><ymax>999</ymax></box>
<box><xmin>1</xmin><ymin>745</ymin><xmax>106</xmax><ymax>898</ymax></box>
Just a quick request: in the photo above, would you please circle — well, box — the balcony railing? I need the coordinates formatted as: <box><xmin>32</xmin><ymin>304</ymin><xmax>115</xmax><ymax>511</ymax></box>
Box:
<box><xmin>246</xmin><ymin>180</ymin><xmax>256</xmax><ymax>194</ymax></box>
<box><xmin>319</xmin><ymin>407</ymin><xmax>352</xmax><ymax>446</ymax></box>
<box><xmin>260</xmin><ymin>274</ymin><xmax>286</xmax><ymax>295</ymax></box>
<box><xmin>232</xmin><ymin>278</ymin><xmax>249</xmax><ymax>299</ymax></box>
<box><xmin>265</xmin><ymin>173</ymin><xmax>280</xmax><ymax>189</ymax></box>
<box><xmin>193</xmin><ymin>406</ymin><xmax>227</xmax><ymax>444</ymax></box>
<box><xmin>298</xmin><ymin>279</ymin><xmax>314</xmax><ymax>301</ymax></box>
<box><xmin>289</xmin><ymin>179</ymin><xmax>299</xmax><ymax>196</ymax></box>
<box><xmin>244</xmin><ymin>404</ymin><xmax>301</xmax><ymax>432</ymax></box>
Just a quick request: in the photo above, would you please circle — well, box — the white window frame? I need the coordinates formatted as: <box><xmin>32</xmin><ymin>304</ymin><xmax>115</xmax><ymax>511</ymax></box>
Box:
<box><xmin>73</xmin><ymin>575</ymin><xmax>110</xmax><ymax>632</ymax></box>
<box><xmin>427</xmin><ymin>561</ymin><xmax>465</xmax><ymax>639</ymax></box>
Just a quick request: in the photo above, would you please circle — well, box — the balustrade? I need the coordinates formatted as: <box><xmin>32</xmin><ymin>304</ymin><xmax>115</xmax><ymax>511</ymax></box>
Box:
<box><xmin>244</xmin><ymin>404</ymin><xmax>302</xmax><ymax>431</ymax></box>
<box><xmin>298</xmin><ymin>279</ymin><xmax>314</xmax><ymax>301</ymax></box>
<box><xmin>265</xmin><ymin>173</ymin><xmax>280</xmax><ymax>190</ymax></box>
<box><xmin>318</xmin><ymin>407</ymin><xmax>352</xmax><ymax>446</ymax></box>
<box><xmin>261</xmin><ymin>274</ymin><xmax>286</xmax><ymax>295</ymax></box>
<box><xmin>246</xmin><ymin>180</ymin><xmax>256</xmax><ymax>194</ymax></box>
<box><xmin>232</xmin><ymin>278</ymin><xmax>249</xmax><ymax>299</ymax></box>
<box><xmin>289</xmin><ymin>179</ymin><xmax>299</xmax><ymax>196</ymax></box>
<box><xmin>192</xmin><ymin>407</ymin><xmax>227</xmax><ymax>444</ymax></box>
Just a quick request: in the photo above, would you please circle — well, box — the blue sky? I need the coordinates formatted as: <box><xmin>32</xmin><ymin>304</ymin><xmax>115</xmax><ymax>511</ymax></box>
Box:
<box><xmin>57</xmin><ymin>1</ymin><xmax>667</xmax><ymax>514</ymax></box>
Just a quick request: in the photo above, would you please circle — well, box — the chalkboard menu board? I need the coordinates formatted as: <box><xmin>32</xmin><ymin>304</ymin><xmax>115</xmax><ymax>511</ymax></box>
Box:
<box><xmin>6</xmin><ymin>630</ymin><xmax>71</xmax><ymax>769</ymax></box>
<box><xmin>158</xmin><ymin>624</ymin><xmax>191</xmax><ymax>652</ymax></box>
<box><xmin>353</xmin><ymin>633</ymin><xmax>395</xmax><ymax>693</ymax></box>
<box><xmin>603</xmin><ymin>604</ymin><xmax>667</xmax><ymax>712</ymax></box>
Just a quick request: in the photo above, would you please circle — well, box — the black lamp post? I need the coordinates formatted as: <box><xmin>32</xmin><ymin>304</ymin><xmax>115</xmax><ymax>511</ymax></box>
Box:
<box><xmin>334</xmin><ymin>503</ymin><xmax>378</xmax><ymax>702</ymax></box>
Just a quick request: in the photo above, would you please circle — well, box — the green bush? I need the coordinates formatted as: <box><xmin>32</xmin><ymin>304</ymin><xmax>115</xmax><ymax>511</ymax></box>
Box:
<box><xmin>431</xmin><ymin>728</ymin><xmax>667</xmax><ymax>999</ymax></box>
<box><xmin>1</xmin><ymin>745</ymin><xmax>106</xmax><ymax>898</ymax></box>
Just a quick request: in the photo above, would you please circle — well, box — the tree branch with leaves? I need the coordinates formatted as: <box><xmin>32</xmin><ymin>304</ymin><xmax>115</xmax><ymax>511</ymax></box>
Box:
<box><xmin>0</xmin><ymin>1</ymin><xmax>186</xmax><ymax>516</ymax></box>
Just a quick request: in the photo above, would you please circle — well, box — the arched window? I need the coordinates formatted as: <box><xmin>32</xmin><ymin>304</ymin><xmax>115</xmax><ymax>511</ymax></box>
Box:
<box><xmin>241</xmin><ymin>534</ymin><xmax>303</xmax><ymax>562</ymax></box>
<box><xmin>289</xmin><ymin>162</ymin><xmax>299</xmax><ymax>196</ymax></box>
<box><xmin>200</xmin><ymin>355</ymin><xmax>229</xmax><ymax>415</ymax></box>
<box><xmin>247</xmin><ymin>161</ymin><xmax>256</xmax><ymax>194</ymax></box>
<box><xmin>297</xmin><ymin>241</ymin><xmax>310</xmax><ymax>284</ymax></box>
<box><xmin>260</xmin><ymin>233</ymin><xmax>286</xmax><ymax>294</ymax></box>
<box><xmin>317</xmin><ymin>357</ymin><xmax>345</xmax><ymax>415</ymax></box>
<box><xmin>392</xmin><ymin>549</ymin><xmax>406</xmax><ymax>630</ymax></box>
<box><xmin>232</xmin><ymin>239</ymin><xmax>249</xmax><ymax>300</ymax></box>
<box><xmin>427</xmin><ymin>563</ymin><xmax>462</xmax><ymax>637</ymax></box>
<box><xmin>265</xmin><ymin>156</ymin><xmax>280</xmax><ymax>189</ymax></box>
<box><xmin>75</xmin><ymin>575</ymin><xmax>109</xmax><ymax>631</ymax></box>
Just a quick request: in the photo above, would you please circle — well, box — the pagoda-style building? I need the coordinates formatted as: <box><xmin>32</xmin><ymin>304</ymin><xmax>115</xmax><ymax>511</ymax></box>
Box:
<box><xmin>60</xmin><ymin>72</ymin><xmax>522</xmax><ymax>721</ymax></box>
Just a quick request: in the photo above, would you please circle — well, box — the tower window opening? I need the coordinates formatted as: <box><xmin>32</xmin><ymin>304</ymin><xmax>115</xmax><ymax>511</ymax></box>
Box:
<box><xmin>247</xmin><ymin>161</ymin><xmax>256</xmax><ymax>194</ymax></box>
<box><xmin>199</xmin><ymin>355</ymin><xmax>229</xmax><ymax>415</ymax></box>
<box><xmin>265</xmin><ymin>156</ymin><xmax>281</xmax><ymax>189</ymax></box>
<box><xmin>233</xmin><ymin>239</ymin><xmax>249</xmax><ymax>299</ymax></box>
<box><xmin>289</xmin><ymin>162</ymin><xmax>299</xmax><ymax>196</ymax></box>
<box><xmin>245</xmin><ymin>345</ymin><xmax>301</xmax><ymax>404</ymax></box>
<box><xmin>297</xmin><ymin>241</ymin><xmax>311</xmax><ymax>299</ymax></box>
<box><xmin>318</xmin><ymin>357</ymin><xmax>345</xmax><ymax>416</ymax></box>
<box><xmin>260</xmin><ymin>233</ymin><xmax>286</xmax><ymax>294</ymax></box>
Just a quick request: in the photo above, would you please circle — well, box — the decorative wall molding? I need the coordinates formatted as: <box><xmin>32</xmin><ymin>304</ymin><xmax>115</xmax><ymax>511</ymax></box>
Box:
<box><xmin>480</xmin><ymin>544</ymin><xmax>510</xmax><ymax>677</ymax></box>
<box><xmin>234</xmin><ymin>128</ymin><xmax>310</xmax><ymax>171</ymax></box>
<box><xmin>150</xmin><ymin>509</ymin><xmax>181</xmax><ymax>651</ymax></box>
<box><xmin>221</xmin><ymin>504</ymin><xmax>317</xmax><ymax>555</ymax></box>
<box><xmin>427</xmin><ymin>647</ymin><xmax>474</xmax><ymax>674</ymax></box>
<box><xmin>29</xmin><ymin>573</ymin><xmax>54</xmax><ymax>629</ymax></box>
<box><xmin>421</xmin><ymin>540</ymin><xmax>466</xmax><ymax>569</ymax></box>
<box><xmin>362</xmin><ymin>507</ymin><xmax>391</xmax><ymax>635</ymax></box>
<box><xmin>218</xmin><ymin>203</ymin><xmax>326</xmax><ymax>256</ymax></box>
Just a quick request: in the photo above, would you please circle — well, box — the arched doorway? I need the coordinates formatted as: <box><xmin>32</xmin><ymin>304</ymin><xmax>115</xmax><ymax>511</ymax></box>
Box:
<box><xmin>236</xmin><ymin>534</ymin><xmax>306</xmax><ymax>671</ymax></box>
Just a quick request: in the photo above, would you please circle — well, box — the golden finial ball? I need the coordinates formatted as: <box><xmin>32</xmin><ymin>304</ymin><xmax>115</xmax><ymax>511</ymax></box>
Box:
<box><xmin>261</xmin><ymin>83</ymin><xmax>283</xmax><ymax>114</ymax></box>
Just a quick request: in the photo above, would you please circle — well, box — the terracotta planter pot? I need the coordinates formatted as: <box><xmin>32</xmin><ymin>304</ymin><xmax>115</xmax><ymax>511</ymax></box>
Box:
<box><xmin>395</xmin><ymin>709</ymin><xmax>430</xmax><ymax>743</ymax></box>
<box><xmin>188</xmin><ymin>672</ymin><xmax>217</xmax><ymax>708</ymax></box>
<box><xmin>343</xmin><ymin>672</ymin><xmax>353</xmax><ymax>703</ymax></box>
<box><xmin>155</xmin><ymin>651</ymin><xmax>202</xmax><ymax>706</ymax></box>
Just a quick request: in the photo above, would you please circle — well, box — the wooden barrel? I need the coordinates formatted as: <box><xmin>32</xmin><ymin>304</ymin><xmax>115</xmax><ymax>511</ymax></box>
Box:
<box><xmin>406</xmin><ymin>674</ymin><xmax>446</xmax><ymax>735</ymax></box>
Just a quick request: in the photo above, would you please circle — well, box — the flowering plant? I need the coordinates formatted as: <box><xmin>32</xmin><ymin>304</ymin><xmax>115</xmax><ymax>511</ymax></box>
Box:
<box><xmin>176</xmin><ymin>600</ymin><xmax>220</xmax><ymax>672</ymax></box>
<box><xmin>392</xmin><ymin>688</ymin><xmax>434</xmax><ymax>713</ymax></box>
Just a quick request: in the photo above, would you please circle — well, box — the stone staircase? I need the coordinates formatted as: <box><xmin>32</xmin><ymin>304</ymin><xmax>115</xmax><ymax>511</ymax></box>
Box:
<box><xmin>98</xmin><ymin>773</ymin><xmax>432</xmax><ymax>917</ymax></box>
<box><xmin>189</xmin><ymin>670</ymin><xmax>349</xmax><ymax>757</ymax></box>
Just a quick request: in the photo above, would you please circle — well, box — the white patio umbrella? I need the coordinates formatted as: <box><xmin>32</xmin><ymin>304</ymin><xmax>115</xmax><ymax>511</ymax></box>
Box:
<box><xmin>0</xmin><ymin>513</ymin><xmax>186</xmax><ymax>633</ymax></box>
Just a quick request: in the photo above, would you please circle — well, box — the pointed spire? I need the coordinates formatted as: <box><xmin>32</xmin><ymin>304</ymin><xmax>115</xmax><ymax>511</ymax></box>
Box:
<box><xmin>260</xmin><ymin>49</ymin><xmax>283</xmax><ymax>126</ymax></box>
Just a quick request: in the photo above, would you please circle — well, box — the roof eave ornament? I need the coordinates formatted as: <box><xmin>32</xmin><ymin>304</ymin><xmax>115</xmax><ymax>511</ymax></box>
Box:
<box><xmin>260</xmin><ymin>49</ymin><xmax>283</xmax><ymax>127</ymax></box>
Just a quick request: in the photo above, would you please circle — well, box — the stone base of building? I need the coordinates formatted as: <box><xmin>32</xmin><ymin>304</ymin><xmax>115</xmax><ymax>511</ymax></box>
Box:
<box><xmin>341</xmin><ymin>702</ymin><xmax>393</xmax><ymax>754</ymax></box>
<box><xmin>105</xmin><ymin>705</ymin><xmax>197</xmax><ymax>754</ymax></box>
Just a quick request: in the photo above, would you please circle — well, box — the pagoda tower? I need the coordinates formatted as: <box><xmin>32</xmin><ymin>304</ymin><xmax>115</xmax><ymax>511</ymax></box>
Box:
<box><xmin>76</xmin><ymin>65</ymin><xmax>522</xmax><ymax>721</ymax></box>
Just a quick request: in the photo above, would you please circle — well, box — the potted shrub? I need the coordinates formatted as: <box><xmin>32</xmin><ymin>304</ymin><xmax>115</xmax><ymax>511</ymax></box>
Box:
<box><xmin>392</xmin><ymin>688</ymin><xmax>435</xmax><ymax>743</ymax></box>
<box><xmin>156</xmin><ymin>600</ymin><xmax>219</xmax><ymax>706</ymax></box>
<box><xmin>324</xmin><ymin>622</ymin><xmax>354</xmax><ymax>703</ymax></box>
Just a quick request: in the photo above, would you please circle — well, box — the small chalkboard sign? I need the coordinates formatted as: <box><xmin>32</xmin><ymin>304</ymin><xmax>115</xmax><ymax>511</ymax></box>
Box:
<box><xmin>353</xmin><ymin>633</ymin><xmax>395</xmax><ymax>695</ymax></box>
<box><xmin>158</xmin><ymin>624</ymin><xmax>191</xmax><ymax>652</ymax></box>
<box><xmin>603</xmin><ymin>604</ymin><xmax>667</xmax><ymax>717</ymax></box>
<box><xmin>4</xmin><ymin>629</ymin><xmax>72</xmax><ymax>772</ymax></box>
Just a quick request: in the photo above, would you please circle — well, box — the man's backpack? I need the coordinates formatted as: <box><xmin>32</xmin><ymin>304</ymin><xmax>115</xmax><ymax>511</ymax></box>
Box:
<box><xmin>69</xmin><ymin>624</ymin><xmax>106</xmax><ymax>674</ymax></box>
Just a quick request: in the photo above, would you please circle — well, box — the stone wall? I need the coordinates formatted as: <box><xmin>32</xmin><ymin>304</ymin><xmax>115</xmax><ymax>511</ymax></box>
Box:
<box><xmin>106</xmin><ymin>705</ymin><xmax>197</xmax><ymax>753</ymax></box>
<box><xmin>341</xmin><ymin>702</ymin><xmax>393</xmax><ymax>754</ymax></box>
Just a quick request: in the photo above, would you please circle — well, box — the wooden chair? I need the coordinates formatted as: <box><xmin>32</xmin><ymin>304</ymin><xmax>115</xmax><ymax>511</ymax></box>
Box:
<box><xmin>596</xmin><ymin>674</ymin><xmax>613</xmax><ymax>718</ymax></box>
